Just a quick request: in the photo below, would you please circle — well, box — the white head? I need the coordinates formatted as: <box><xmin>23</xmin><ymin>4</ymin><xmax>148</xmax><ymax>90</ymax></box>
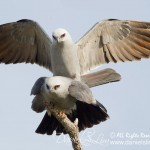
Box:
<box><xmin>52</xmin><ymin>28</ymin><xmax>72</xmax><ymax>43</ymax></box>
<box><xmin>44</xmin><ymin>76</ymin><xmax>72</xmax><ymax>99</ymax></box>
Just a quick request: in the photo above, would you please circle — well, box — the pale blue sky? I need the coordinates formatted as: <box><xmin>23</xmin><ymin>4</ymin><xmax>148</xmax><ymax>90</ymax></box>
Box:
<box><xmin>0</xmin><ymin>0</ymin><xmax>150</xmax><ymax>150</ymax></box>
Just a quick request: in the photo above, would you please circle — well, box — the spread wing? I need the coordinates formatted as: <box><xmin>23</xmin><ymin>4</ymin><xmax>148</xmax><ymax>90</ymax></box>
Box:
<box><xmin>77</xmin><ymin>19</ymin><xmax>150</xmax><ymax>74</ymax></box>
<box><xmin>0</xmin><ymin>19</ymin><xmax>52</xmax><ymax>71</ymax></box>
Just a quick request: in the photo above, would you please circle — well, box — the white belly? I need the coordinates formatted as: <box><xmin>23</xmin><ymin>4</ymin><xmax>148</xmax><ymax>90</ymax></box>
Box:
<box><xmin>51</xmin><ymin>43</ymin><xmax>81</xmax><ymax>80</ymax></box>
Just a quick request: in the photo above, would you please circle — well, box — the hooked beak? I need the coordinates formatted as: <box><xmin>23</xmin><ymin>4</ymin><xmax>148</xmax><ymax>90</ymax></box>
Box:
<box><xmin>56</xmin><ymin>38</ymin><xmax>60</xmax><ymax>43</ymax></box>
<box><xmin>56</xmin><ymin>37</ymin><xmax>62</xmax><ymax>43</ymax></box>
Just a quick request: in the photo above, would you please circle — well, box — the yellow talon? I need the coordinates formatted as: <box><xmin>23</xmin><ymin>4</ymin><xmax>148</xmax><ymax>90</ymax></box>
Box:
<box><xmin>58</xmin><ymin>111</ymin><xmax>66</xmax><ymax>117</ymax></box>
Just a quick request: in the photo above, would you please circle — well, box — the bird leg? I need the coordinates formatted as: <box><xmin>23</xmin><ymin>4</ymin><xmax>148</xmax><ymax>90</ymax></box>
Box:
<box><xmin>44</xmin><ymin>101</ymin><xmax>66</xmax><ymax>118</ymax></box>
<box><xmin>57</xmin><ymin>111</ymin><xmax>66</xmax><ymax>118</ymax></box>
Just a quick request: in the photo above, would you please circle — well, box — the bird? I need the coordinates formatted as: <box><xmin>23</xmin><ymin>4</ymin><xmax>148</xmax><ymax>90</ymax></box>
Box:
<box><xmin>0</xmin><ymin>19</ymin><xmax>150</xmax><ymax>84</ymax></box>
<box><xmin>31</xmin><ymin>76</ymin><xmax>109</xmax><ymax>135</ymax></box>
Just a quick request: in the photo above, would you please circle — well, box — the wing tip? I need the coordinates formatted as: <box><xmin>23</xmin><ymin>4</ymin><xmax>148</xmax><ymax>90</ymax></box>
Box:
<box><xmin>17</xmin><ymin>19</ymin><xmax>36</xmax><ymax>23</ymax></box>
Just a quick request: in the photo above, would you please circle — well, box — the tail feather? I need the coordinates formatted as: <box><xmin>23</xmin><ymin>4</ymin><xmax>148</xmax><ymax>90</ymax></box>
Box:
<box><xmin>84</xmin><ymin>104</ymin><xmax>101</xmax><ymax>124</ymax></box>
<box><xmin>76</xmin><ymin>103</ymin><xmax>93</xmax><ymax>130</ymax></box>
<box><xmin>46</xmin><ymin>116</ymin><xmax>58</xmax><ymax>135</ymax></box>
<box><xmin>35</xmin><ymin>113</ymin><xmax>62</xmax><ymax>135</ymax></box>
<box><xmin>56</xmin><ymin>123</ymin><xmax>65</xmax><ymax>135</ymax></box>
<box><xmin>81</xmin><ymin>68</ymin><xmax>121</xmax><ymax>88</ymax></box>
<box><xmin>35</xmin><ymin>112</ymin><xmax>52</xmax><ymax>134</ymax></box>
<box><xmin>76</xmin><ymin>101</ymin><xmax>109</xmax><ymax>131</ymax></box>
<box><xmin>35</xmin><ymin>101</ymin><xmax>109</xmax><ymax>135</ymax></box>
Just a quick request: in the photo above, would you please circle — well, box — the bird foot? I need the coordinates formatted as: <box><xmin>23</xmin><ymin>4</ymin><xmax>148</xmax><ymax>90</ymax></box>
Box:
<box><xmin>58</xmin><ymin>111</ymin><xmax>66</xmax><ymax>118</ymax></box>
<box><xmin>74</xmin><ymin>118</ymin><xmax>78</xmax><ymax>126</ymax></box>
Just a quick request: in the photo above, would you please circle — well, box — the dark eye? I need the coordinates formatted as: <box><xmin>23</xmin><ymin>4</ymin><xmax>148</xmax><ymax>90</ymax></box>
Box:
<box><xmin>60</xmin><ymin>33</ymin><xmax>66</xmax><ymax>38</ymax></box>
<box><xmin>54</xmin><ymin>85</ymin><xmax>60</xmax><ymax>90</ymax></box>
<box><xmin>46</xmin><ymin>84</ymin><xmax>50</xmax><ymax>90</ymax></box>
<box><xmin>52</xmin><ymin>35</ymin><xmax>57</xmax><ymax>40</ymax></box>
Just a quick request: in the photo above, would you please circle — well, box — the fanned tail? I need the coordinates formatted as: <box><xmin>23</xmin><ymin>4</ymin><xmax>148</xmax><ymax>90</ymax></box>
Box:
<box><xmin>35</xmin><ymin>100</ymin><xmax>109</xmax><ymax>135</ymax></box>
<box><xmin>81</xmin><ymin>68</ymin><xmax>121</xmax><ymax>88</ymax></box>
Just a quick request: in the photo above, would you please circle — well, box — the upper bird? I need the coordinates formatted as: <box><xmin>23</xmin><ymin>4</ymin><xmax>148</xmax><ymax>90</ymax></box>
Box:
<box><xmin>0</xmin><ymin>19</ymin><xmax>150</xmax><ymax>80</ymax></box>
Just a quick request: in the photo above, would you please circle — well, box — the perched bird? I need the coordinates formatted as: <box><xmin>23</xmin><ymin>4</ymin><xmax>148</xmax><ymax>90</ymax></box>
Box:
<box><xmin>0</xmin><ymin>19</ymin><xmax>150</xmax><ymax>83</ymax></box>
<box><xmin>31</xmin><ymin>76</ymin><xmax>109</xmax><ymax>135</ymax></box>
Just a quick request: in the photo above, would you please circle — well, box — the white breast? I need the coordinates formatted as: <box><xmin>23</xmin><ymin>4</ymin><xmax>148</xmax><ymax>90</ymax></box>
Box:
<box><xmin>51</xmin><ymin>42</ymin><xmax>81</xmax><ymax>80</ymax></box>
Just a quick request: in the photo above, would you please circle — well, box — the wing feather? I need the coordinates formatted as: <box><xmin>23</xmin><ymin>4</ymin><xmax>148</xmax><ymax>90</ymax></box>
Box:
<box><xmin>0</xmin><ymin>19</ymin><xmax>52</xmax><ymax>70</ymax></box>
<box><xmin>68</xmin><ymin>80</ymin><xmax>96</xmax><ymax>104</ymax></box>
<box><xmin>77</xmin><ymin>19</ymin><xmax>150</xmax><ymax>74</ymax></box>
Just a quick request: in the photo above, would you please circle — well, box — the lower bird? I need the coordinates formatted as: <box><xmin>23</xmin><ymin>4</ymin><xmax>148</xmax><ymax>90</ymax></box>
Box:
<box><xmin>31</xmin><ymin>76</ymin><xmax>109</xmax><ymax>135</ymax></box>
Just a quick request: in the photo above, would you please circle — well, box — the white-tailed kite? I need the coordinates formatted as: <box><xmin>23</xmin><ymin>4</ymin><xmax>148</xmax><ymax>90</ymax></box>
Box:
<box><xmin>31</xmin><ymin>76</ymin><xmax>109</xmax><ymax>135</ymax></box>
<box><xmin>0</xmin><ymin>19</ymin><xmax>149</xmax><ymax>81</ymax></box>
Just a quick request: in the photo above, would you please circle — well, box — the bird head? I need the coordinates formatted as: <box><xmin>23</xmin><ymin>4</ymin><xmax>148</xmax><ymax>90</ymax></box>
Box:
<box><xmin>52</xmin><ymin>28</ymin><xmax>72</xmax><ymax>44</ymax></box>
<box><xmin>44</xmin><ymin>76</ymin><xmax>72</xmax><ymax>99</ymax></box>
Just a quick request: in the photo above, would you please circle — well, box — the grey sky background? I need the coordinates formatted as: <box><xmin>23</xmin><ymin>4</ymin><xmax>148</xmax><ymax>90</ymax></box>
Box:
<box><xmin>0</xmin><ymin>0</ymin><xmax>150</xmax><ymax>150</ymax></box>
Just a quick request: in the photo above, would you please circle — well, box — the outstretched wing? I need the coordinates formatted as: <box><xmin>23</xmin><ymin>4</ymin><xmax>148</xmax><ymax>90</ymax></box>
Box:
<box><xmin>68</xmin><ymin>80</ymin><xmax>96</xmax><ymax>104</ymax></box>
<box><xmin>77</xmin><ymin>19</ymin><xmax>150</xmax><ymax>74</ymax></box>
<box><xmin>0</xmin><ymin>19</ymin><xmax>52</xmax><ymax>71</ymax></box>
